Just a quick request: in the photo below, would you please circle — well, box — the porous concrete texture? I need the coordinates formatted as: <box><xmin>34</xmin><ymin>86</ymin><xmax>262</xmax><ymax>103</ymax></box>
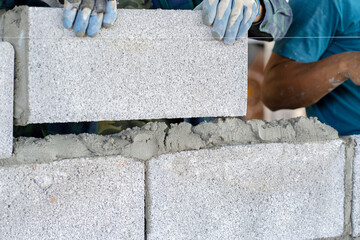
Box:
<box><xmin>351</xmin><ymin>135</ymin><xmax>360</xmax><ymax>237</ymax></box>
<box><xmin>147</xmin><ymin>141</ymin><xmax>345</xmax><ymax>240</ymax></box>
<box><xmin>3</xmin><ymin>6</ymin><xmax>248</xmax><ymax>126</ymax></box>
<box><xmin>0</xmin><ymin>155</ymin><xmax>144</xmax><ymax>239</ymax></box>
<box><xmin>0</xmin><ymin>117</ymin><xmax>346</xmax><ymax>239</ymax></box>
<box><xmin>0</xmin><ymin>42</ymin><xmax>14</xmax><ymax>159</ymax></box>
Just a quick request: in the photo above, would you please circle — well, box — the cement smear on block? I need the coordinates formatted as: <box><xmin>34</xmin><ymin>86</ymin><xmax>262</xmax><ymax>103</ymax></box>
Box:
<box><xmin>0</xmin><ymin>117</ymin><xmax>338</xmax><ymax>166</ymax></box>
<box><xmin>2</xmin><ymin>7</ymin><xmax>29</xmax><ymax>123</ymax></box>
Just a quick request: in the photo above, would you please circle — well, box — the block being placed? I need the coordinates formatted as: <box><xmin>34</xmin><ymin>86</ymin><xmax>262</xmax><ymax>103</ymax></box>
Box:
<box><xmin>3</xmin><ymin>7</ymin><xmax>248</xmax><ymax>126</ymax></box>
<box><xmin>147</xmin><ymin>140</ymin><xmax>345</xmax><ymax>240</ymax></box>
<box><xmin>0</xmin><ymin>155</ymin><xmax>144</xmax><ymax>239</ymax></box>
<box><xmin>0</xmin><ymin>42</ymin><xmax>14</xmax><ymax>159</ymax></box>
<box><xmin>351</xmin><ymin>135</ymin><xmax>360</xmax><ymax>237</ymax></box>
<box><xmin>0</xmin><ymin>9</ymin><xmax>6</xmax><ymax>41</ymax></box>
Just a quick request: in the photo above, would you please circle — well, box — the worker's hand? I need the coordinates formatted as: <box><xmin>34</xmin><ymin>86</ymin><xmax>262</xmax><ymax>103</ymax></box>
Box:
<box><xmin>196</xmin><ymin>0</ymin><xmax>260</xmax><ymax>44</ymax></box>
<box><xmin>63</xmin><ymin>0</ymin><xmax>117</xmax><ymax>37</ymax></box>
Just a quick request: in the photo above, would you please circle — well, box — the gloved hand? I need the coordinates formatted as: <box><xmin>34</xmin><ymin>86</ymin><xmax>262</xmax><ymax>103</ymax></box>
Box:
<box><xmin>63</xmin><ymin>0</ymin><xmax>117</xmax><ymax>37</ymax></box>
<box><xmin>196</xmin><ymin>0</ymin><xmax>260</xmax><ymax>44</ymax></box>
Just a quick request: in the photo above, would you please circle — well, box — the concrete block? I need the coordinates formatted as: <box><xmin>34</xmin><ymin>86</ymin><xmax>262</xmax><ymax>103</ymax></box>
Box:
<box><xmin>0</xmin><ymin>9</ymin><xmax>5</xmax><ymax>41</ymax></box>
<box><xmin>3</xmin><ymin>7</ymin><xmax>248</xmax><ymax>125</ymax></box>
<box><xmin>147</xmin><ymin>140</ymin><xmax>345</xmax><ymax>239</ymax></box>
<box><xmin>0</xmin><ymin>42</ymin><xmax>14</xmax><ymax>159</ymax></box>
<box><xmin>352</xmin><ymin>135</ymin><xmax>360</xmax><ymax>237</ymax></box>
<box><xmin>0</xmin><ymin>155</ymin><xmax>144</xmax><ymax>239</ymax></box>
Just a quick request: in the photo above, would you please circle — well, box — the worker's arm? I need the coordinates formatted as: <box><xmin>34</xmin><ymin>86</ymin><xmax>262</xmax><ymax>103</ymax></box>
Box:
<box><xmin>253</xmin><ymin>3</ymin><xmax>263</xmax><ymax>23</ymax></box>
<box><xmin>262</xmin><ymin>52</ymin><xmax>360</xmax><ymax>111</ymax></box>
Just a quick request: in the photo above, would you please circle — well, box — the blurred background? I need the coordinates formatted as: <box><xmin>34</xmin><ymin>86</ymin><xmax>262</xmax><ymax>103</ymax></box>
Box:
<box><xmin>245</xmin><ymin>40</ymin><xmax>306</xmax><ymax>121</ymax></box>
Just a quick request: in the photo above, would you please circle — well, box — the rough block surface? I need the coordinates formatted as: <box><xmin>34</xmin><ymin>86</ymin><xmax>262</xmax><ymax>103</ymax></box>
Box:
<box><xmin>0</xmin><ymin>156</ymin><xmax>144</xmax><ymax>239</ymax></box>
<box><xmin>352</xmin><ymin>135</ymin><xmax>360</xmax><ymax>237</ymax></box>
<box><xmin>0</xmin><ymin>42</ymin><xmax>14</xmax><ymax>159</ymax></box>
<box><xmin>4</xmin><ymin>7</ymin><xmax>247</xmax><ymax>125</ymax></box>
<box><xmin>147</xmin><ymin>141</ymin><xmax>345</xmax><ymax>240</ymax></box>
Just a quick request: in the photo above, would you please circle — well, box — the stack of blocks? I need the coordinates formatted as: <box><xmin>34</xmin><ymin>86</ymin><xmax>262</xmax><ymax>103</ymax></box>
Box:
<box><xmin>1</xmin><ymin>6</ymin><xmax>360</xmax><ymax>240</ymax></box>
<box><xmin>0</xmin><ymin>136</ymin><xmax>351</xmax><ymax>239</ymax></box>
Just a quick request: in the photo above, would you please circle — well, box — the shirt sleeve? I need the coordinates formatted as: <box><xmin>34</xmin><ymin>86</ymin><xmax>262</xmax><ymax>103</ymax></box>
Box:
<box><xmin>0</xmin><ymin>0</ymin><xmax>62</xmax><ymax>8</ymax></box>
<box><xmin>152</xmin><ymin>0</ymin><xmax>196</xmax><ymax>9</ymax></box>
<box><xmin>0</xmin><ymin>0</ymin><xmax>15</xmax><ymax>8</ymax></box>
<box><xmin>249</xmin><ymin>0</ymin><xmax>293</xmax><ymax>41</ymax></box>
<box><xmin>273</xmin><ymin>0</ymin><xmax>340</xmax><ymax>63</ymax></box>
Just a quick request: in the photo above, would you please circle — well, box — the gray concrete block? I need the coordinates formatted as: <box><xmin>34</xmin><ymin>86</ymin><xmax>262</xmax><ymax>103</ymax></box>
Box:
<box><xmin>147</xmin><ymin>140</ymin><xmax>345</xmax><ymax>240</ymax></box>
<box><xmin>0</xmin><ymin>9</ymin><xmax>5</xmax><ymax>41</ymax></box>
<box><xmin>0</xmin><ymin>155</ymin><xmax>144</xmax><ymax>239</ymax></box>
<box><xmin>0</xmin><ymin>42</ymin><xmax>14</xmax><ymax>159</ymax></box>
<box><xmin>3</xmin><ymin>7</ymin><xmax>248</xmax><ymax>125</ymax></box>
<box><xmin>352</xmin><ymin>135</ymin><xmax>360</xmax><ymax>237</ymax></box>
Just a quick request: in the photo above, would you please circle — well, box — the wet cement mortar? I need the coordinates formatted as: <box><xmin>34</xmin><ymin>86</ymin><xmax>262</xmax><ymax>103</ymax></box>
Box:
<box><xmin>0</xmin><ymin>117</ymin><xmax>340</xmax><ymax>166</ymax></box>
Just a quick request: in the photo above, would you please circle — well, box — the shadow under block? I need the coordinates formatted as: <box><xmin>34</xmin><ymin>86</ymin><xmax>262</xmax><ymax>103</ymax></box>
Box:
<box><xmin>0</xmin><ymin>156</ymin><xmax>144</xmax><ymax>239</ymax></box>
<box><xmin>3</xmin><ymin>7</ymin><xmax>248</xmax><ymax>125</ymax></box>
<box><xmin>0</xmin><ymin>42</ymin><xmax>14</xmax><ymax>159</ymax></box>
<box><xmin>147</xmin><ymin>140</ymin><xmax>345</xmax><ymax>239</ymax></box>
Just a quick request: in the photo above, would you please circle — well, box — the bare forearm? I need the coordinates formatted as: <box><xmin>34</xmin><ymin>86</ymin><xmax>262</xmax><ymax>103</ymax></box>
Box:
<box><xmin>262</xmin><ymin>53</ymin><xmax>350</xmax><ymax>110</ymax></box>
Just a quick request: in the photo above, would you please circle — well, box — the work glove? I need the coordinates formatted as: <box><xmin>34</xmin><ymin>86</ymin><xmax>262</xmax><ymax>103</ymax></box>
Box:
<box><xmin>196</xmin><ymin>0</ymin><xmax>260</xmax><ymax>44</ymax></box>
<box><xmin>62</xmin><ymin>0</ymin><xmax>117</xmax><ymax>37</ymax></box>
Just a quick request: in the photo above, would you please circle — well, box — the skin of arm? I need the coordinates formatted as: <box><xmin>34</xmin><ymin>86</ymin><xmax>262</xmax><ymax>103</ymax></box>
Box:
<box><xmin>262</xmin><ymin>52</ymin><xmax>360</xmax><ymax>111</ymax></box>
<box><xmin>253</xmin><ymin>2</ymin><xmax>264</xmax><ymax>23</ymax></box>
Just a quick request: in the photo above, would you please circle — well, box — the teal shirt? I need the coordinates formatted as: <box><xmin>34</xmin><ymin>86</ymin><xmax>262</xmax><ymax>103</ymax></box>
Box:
<box><xmin>273</xmin><ymin>0</ymin><xmax>360</xmax><ymax>136</ymax></box>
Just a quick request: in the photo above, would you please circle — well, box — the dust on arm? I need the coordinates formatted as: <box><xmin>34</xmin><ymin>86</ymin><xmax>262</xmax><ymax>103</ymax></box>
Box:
<box><xmin>262</xmin><ymin>52</ymin><xmax>360</xmax><ymax>111</ymax></box>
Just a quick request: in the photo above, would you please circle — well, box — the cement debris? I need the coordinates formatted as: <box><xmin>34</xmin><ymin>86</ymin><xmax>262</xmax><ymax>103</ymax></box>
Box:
<box><xmin>0</xmin><ymin>117</ymin><xmax>339</xmax><ymax>166</ymax></box>
<box><xmin>2</xmin><ymin>6</ymin><xmax>30</xmax><ymax>123</ymax></box>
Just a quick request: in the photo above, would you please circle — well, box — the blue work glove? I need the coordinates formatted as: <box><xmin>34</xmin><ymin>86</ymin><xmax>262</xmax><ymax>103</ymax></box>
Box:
<box><xmin>196</xmin><ymin>0</ymin><xmax>260</xmax><ymax>44</ymax></box>
<box><xmin>63</xmin><ymin>0</ymin><xmax>117</xmax><ymax>37</ymax></box>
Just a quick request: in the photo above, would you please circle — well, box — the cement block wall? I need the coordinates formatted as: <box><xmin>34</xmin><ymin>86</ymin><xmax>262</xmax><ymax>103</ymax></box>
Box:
<box><xmin>147</xmin><ymin>141</ymin><xmax>345</xmax><ymax>239</ymax></box>
<box><xmin>0</xmin><ymin>156</ymin><xmax>144</xmax><ymax>239</ymax></box>
<box><xmin>0</xmin><ymin>118</ymin><xmax>359</xmax><ymax>239</ymax></box>
<box><xmin>2</xmin><ymin>7</ymin><xmax>247</xmax><ymax>126</ymax></box>
<box><xmin>1</xmin><ymin>6</ymin><xmax>360</xmax><ymax>240</ymax></box>
<box><xmin>352</xmin><ymin>135</ymin><xmax>360</xmax><ymax>237</ymax></box>
<box><xmin>0</xmin><ymin>42</ymin><xmax>14</xmax><ymax>159</ymax></box>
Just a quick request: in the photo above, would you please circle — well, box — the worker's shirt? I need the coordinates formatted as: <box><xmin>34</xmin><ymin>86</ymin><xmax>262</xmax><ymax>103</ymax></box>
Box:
<box><xmin>273</xmin><ymin>0</ymin><xmax>360</xmax><ymax>136</ymax></box>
